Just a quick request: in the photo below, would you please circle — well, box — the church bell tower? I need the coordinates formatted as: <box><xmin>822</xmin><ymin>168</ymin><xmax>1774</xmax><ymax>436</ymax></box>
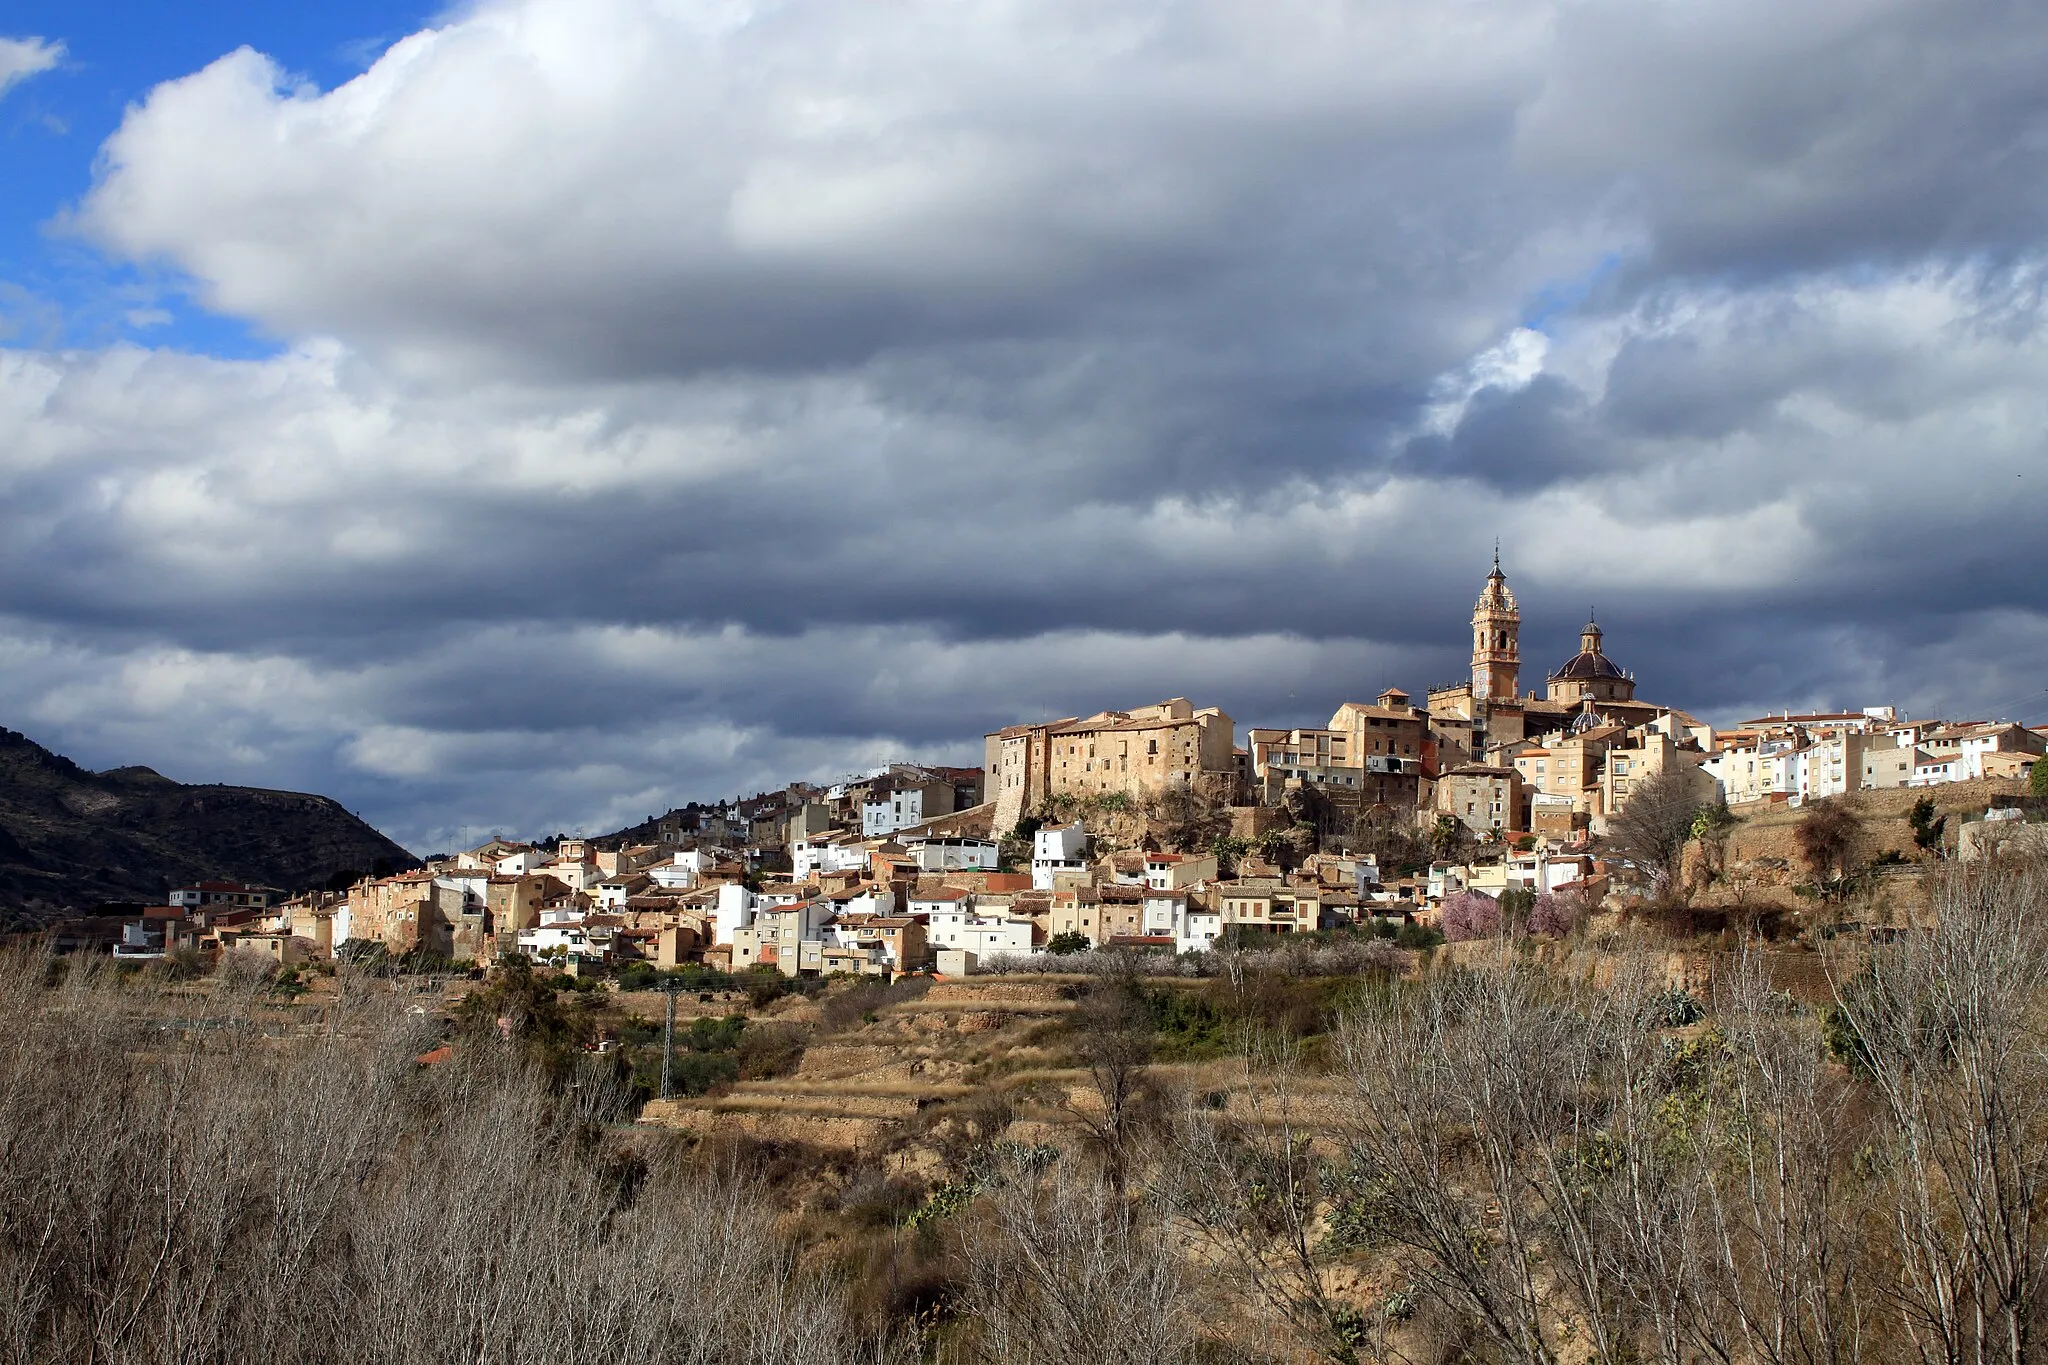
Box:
<box><xmin>1470</xmin><ymin>550</ymin><xmax>1520</xmax><ymax>702</ymax></box>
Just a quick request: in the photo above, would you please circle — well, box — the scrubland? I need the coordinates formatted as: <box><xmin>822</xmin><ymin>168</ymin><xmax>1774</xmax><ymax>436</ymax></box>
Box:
<box><xmin>10</xmin><ymin>855</ymin><xmax>2048</xmax><ymax>1363</ymax></box>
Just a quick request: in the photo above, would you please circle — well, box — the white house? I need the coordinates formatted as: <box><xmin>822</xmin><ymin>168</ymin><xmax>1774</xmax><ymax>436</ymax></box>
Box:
<box><xmin>648</xmin><ymin>862</ymin><xmax>695</xmax><ymax>890</ymax></box>
<box><xmin>910</xmin><ymin>887</ymin><xmax>974</xmax><ymax>944</ymax></box>
<box><xmin>1032</xmin><ymin>823</ymin><xmax>1089</xmax><ymax>891</ymax></box>
<box><xmin>860</xmin><ymin>775</ymin><xmax>957</xmax><ymax>838</ymax></box>
<box><xmin>1704</xmin><ymin>738</ymin><xmax>1798</xmax><ymax>806</ymax></box>
<box><xmin>1142</xmin><ymin>892</ymin><xmax>1186</xmax><ymax>938</ymax></box>
<box><xmin>594</xmin><ymin>874</ymin><xmax>649</xmax><ymax>912</ymax></box>
<box><xmin>824</xmin><ymin>884</ymin><xmax>897</xmax><ymax>919</ymax></box>
<box><xmin>909</xmin><ymin>837</ymin><xmax>1000</xmax><ymax>873</ymax></box>
<box><xmin>517</xmin><ymin>915</ymin><xmax>621</xmax><ymax>963</ymax></box>
<box><xmin>1910</xmin><ymin>755</ymin><xmax>1967</xmax><ymax>787</ymax></box>
<box><xmin>434</xmin><ymin>872</ymin><xmax>489</xmax><ymax>916</ymax></box>
<box><xmin>648</xmin><ymin>848</ymin><xmax>729</xmax><ymax>890</ymax></box>
<box><xmin>954</xmin><ymin>917</ymin><xmax>1034</xmax><ymax>957</ymax></box>
<box><xmin>712</xmin><ymin>883</ymin><xmax>756</xmax><ymax>946</ymax></box>
<box><xmin>1180</xmin><ymin>909</ymin><xmax>1224</xmax><ymax>955</ymax></box>
<box><xmin>913</xmin><ymin>887</ymin><xmax>1034</xmax><ymax>957</ymax></box>
<box><xmin>793</xmin><ymin>835</ymin><xmax>872</xmax><ymax>880</ymax></box>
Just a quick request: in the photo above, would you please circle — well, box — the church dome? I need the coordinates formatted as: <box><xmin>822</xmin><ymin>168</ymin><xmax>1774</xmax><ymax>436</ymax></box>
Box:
<box><xmin>1552</xmin><ymin>614</ymin><xmax>1626</xmax><ymax>681</ymax></box>
<box><xmin>1551</xmin><ymin>649</ymin><xmax>1627</xmax><ymax>682</ymax></box>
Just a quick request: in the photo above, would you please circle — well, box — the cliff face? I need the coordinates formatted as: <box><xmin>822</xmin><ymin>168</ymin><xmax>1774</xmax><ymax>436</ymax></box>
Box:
<box><xmin>0</xmin><ymin>727</ymin><xmax>417</xmax><ymax>919</ymax></box>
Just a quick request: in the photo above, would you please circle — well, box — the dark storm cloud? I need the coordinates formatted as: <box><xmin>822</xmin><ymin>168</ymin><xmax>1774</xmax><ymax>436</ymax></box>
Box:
<box><xmin>1519</xmin><ymin>0</ymin><xmax>2048</xmax><ymax>277</ymax></box>
<box><xmin>1398</xmin><ymin>377</ymin><xmax>1607</xmax><ymax>490</ymax></box>
<box><xmin>0</xmin><ymin>0</ymin><xmax>2044</xmax><ymax>847</ymax></box>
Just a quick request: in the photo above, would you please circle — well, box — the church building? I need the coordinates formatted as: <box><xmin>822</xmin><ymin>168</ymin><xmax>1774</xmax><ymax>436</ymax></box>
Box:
<box><xmin>1426</xmin><ymin>557</ymin><xmax>1675</xmax><ymax>767</ymax></box>
<box><xmin>1546</xmin><ymin>614</ymin><xmax>1636</xmax><ymax>706</ymax></box>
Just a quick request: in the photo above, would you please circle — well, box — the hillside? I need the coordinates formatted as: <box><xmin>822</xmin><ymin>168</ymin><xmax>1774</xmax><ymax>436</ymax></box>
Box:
<box><xmin>0</xmin><ymin>727</ymin><xmax>417</xmax><ymax>920</ymax></box>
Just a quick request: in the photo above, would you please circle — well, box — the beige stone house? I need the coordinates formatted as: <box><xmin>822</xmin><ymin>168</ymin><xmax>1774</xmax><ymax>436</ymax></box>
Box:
<box><xmin>1436</xmin><ymin>765</ymin><xmax>1523</xmax><ymax>836</ymax></box>
<box><xmin>987</xmin><ymin>697</ymin><xmax>1239</xmax><ymax>832</ymax></box>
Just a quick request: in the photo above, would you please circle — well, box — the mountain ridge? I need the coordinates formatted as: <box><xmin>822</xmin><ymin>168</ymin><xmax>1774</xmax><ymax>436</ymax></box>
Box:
<box><xmin>0</xmin><ymin>726</ymin><xmax>418</xmax><ymax>920</ymax></box>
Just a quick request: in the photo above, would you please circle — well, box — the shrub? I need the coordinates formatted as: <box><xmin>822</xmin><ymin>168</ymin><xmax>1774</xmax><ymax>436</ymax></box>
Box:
<box><xmin>740</xmin><ymin>967</ymin><xmax>791</xmax><ymax>1009</ymax></box>
<box><xmin>614</xmin><ymin>960</ymin><xmax>661</xmax><ymax>992</ymax></box>
<box><xmin>819</xmin><ymin>976</ymin><xmax>931</xmax><ymax>1031</ymax></box>
<box><xmin>736</xmin><ymin>1022</ymin><xmax>806</xmax><ymax>1080</ymax></box>
<box><xmin>1394</xmin><ymin>920</ymin><xmax>1445</xmax><ymax>950</ymax></box>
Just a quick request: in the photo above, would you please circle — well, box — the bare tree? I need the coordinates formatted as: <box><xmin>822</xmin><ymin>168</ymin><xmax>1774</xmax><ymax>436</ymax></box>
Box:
<box><xmin>1058</xmin><ymin>980</ymin><xmax>1161</xmax><ymax>1199</ymax></box>
<box><xmin>1170</xmin><ymin>1031</ymin><xmax>1375</xmax><ymax>1363</ymax></box>
<box><xmin>950</xmin><ymin>1154</ymin><xmax>1204</xmax><ymax>1365</ymax></box>
<box><xmin>1829</xmin><ymin>856</ymin><xmax>2048</xmax><ymax>1365</ymax></box>
<box><xmin>1796</xmin><ymin>798</ymin><xmax>1865</xmax><ymax>899</ymax></box>
<box><xmin>1336</xmin><ymin>947</ymin><xmax>1617</xmax><ymax>1365</ymax></box>
<box><xmin>1690</xmin><ymin>941</ymin><xmax>1865</xmax><ymax>1365</ymax></box>
<box><xmin>1605</xmin><ymin>768</ymin><xmax>1707</xmax><ymax>900</ymax></box>
<box><xmin>0</xmin><ymin>949</ymin><xmax>901</xmax><ymax>1365</ymax></box>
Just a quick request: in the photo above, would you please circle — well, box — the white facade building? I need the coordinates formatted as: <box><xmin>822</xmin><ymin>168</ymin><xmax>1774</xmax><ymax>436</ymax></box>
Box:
<box><xmin>712</xmin><ymin>883</ymin><xmax>756</xmax><ymax>946</ymax></box>
<box><xmin>1032</xmin><ymin>823</ymin><xmax>1090</xmax><ymax>891</ymax></box>
<box><xmin>1180</xmin><ymin>909</ymin><xmax>1224</xmax><ymax>954</ymax></box>
<box><xmin>793</xmin><ymin>837</ymin><xmax>872</xmax><ymax>880</ymax></box>
<box><xmin>649</xmin><ymin>848</ymin><xmax>734</xmax><ymax>889</ymax></box>
<box><xmin>954</xmin><ymin>918</ymin><xmax>1034</xmax><ymax>957</ymax></box>
<box><xmin>861</xmin><ymin>779</ymin><xmax>951</xmax><ymax>838</ymax></box>
<box><xmin>909</xmin><ymin>837</ymin><xmax>1000</xmax><ymax>873</ymax></box>
<box><xmin>434</xmin><ymin>872</ymin><xmax>489</xmax><ymax>916</ymax></box>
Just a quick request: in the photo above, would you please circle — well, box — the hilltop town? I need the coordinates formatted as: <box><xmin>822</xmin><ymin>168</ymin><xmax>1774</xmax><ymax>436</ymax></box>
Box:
<box><xmin>66</xmin><ymin>558</ymin><xmax>2045</xmax><ymax>976</ymax></box>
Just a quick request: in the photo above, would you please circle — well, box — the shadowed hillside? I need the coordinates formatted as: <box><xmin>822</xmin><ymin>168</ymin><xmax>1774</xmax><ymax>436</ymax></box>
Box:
<box><xmin>0</xmin><ymin>727</ymin><xmax>416</xmax><ymax>919</ymax></box>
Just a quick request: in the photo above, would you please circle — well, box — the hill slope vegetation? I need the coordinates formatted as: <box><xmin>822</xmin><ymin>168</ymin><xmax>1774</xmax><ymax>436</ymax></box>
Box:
<box><xmin>0</xmin><ymin>726</ymin><xmax>416</xmax><ymax>918</ymax></box>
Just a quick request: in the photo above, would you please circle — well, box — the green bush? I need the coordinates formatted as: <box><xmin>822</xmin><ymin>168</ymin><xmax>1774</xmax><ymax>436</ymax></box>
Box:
<box><xmin>1394</xmin><ymin>920</ymin><xmax>1443</xmax><ymax>950</ymax></box>
<box><xmin>1144</xmin><ymin>987</ymin><xmax>1237</xmax><ymax>1061</ymax></box>
<box><xmin>740</xmin><ymin>967</ymin><xmax>791</xmax><ymax>1009</ymax></box>
<box><xmin>629</xmin><ymin>1015</ymin><xmax>752</xmax><ymax>1098</ymax></box>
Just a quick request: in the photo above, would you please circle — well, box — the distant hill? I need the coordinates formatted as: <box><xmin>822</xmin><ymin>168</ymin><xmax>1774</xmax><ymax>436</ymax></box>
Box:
<box><xmin>0</xmin><ymin>727</ymin><xmax>418</xmax><ymax>921</ymax></box>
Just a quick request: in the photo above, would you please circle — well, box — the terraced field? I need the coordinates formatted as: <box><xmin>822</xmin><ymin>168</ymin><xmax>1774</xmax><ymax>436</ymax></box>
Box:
<box><xmin>639</xmin><ymin>977</ymin><xmax>1089</xmax><ymax>1148</ymax></box>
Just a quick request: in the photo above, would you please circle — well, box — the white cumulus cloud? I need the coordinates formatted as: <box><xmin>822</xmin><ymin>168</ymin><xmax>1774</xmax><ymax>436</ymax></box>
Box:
<box><xmin>0</xmin><ymin>0</ymin><xmax>2037</xmax><ymax>848</ymax></box>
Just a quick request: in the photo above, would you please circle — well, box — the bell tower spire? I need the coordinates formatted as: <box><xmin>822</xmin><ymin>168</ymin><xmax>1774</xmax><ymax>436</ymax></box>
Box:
<box><xmin>1470</xmin><ymin>555</ymin><xmax>1520</xmax><ymax>702</ymax></box>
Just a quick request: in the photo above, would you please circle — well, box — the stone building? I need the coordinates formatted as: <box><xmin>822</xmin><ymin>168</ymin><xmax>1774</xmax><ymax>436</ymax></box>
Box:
<box><xmin>1247</xmin><ymin>687</ymin><xmax>1430</xmax><ymax>808</ymax></box>
<box><xmin>987</xmin><ymin>697</ymin><xmax>1239</xmax><ymax>832</ymax></box>
<box><xmin>1428</xmin><ymin>557</ymin><xmax>1689</xmax><ymax>769</ymax></box>
<box><xmin>1435</xmin><ymin>764</ymin><xmax>1524</xmax><ymax>837</ymax></box>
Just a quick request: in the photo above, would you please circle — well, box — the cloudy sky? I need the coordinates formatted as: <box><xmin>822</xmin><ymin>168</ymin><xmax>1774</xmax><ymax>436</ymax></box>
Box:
<box><xmin>2</xmin><ymin>0</ymin><xmax>2047</xmax><ymax>852</ymax></box>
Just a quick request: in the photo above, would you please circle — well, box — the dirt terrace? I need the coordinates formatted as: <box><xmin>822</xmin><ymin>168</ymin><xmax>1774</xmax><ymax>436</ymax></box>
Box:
<box><xmin>638</xmin><ymin>977</ymin><xmax>1133</xmax><ymax>1151</ymax></box>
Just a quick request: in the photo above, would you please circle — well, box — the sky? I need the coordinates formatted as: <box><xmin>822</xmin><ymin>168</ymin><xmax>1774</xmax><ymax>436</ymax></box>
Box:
<box><xmin>2</xmin><ymin>0</ymin><xmax>2047</xmax><ymax>854</ymax></box>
